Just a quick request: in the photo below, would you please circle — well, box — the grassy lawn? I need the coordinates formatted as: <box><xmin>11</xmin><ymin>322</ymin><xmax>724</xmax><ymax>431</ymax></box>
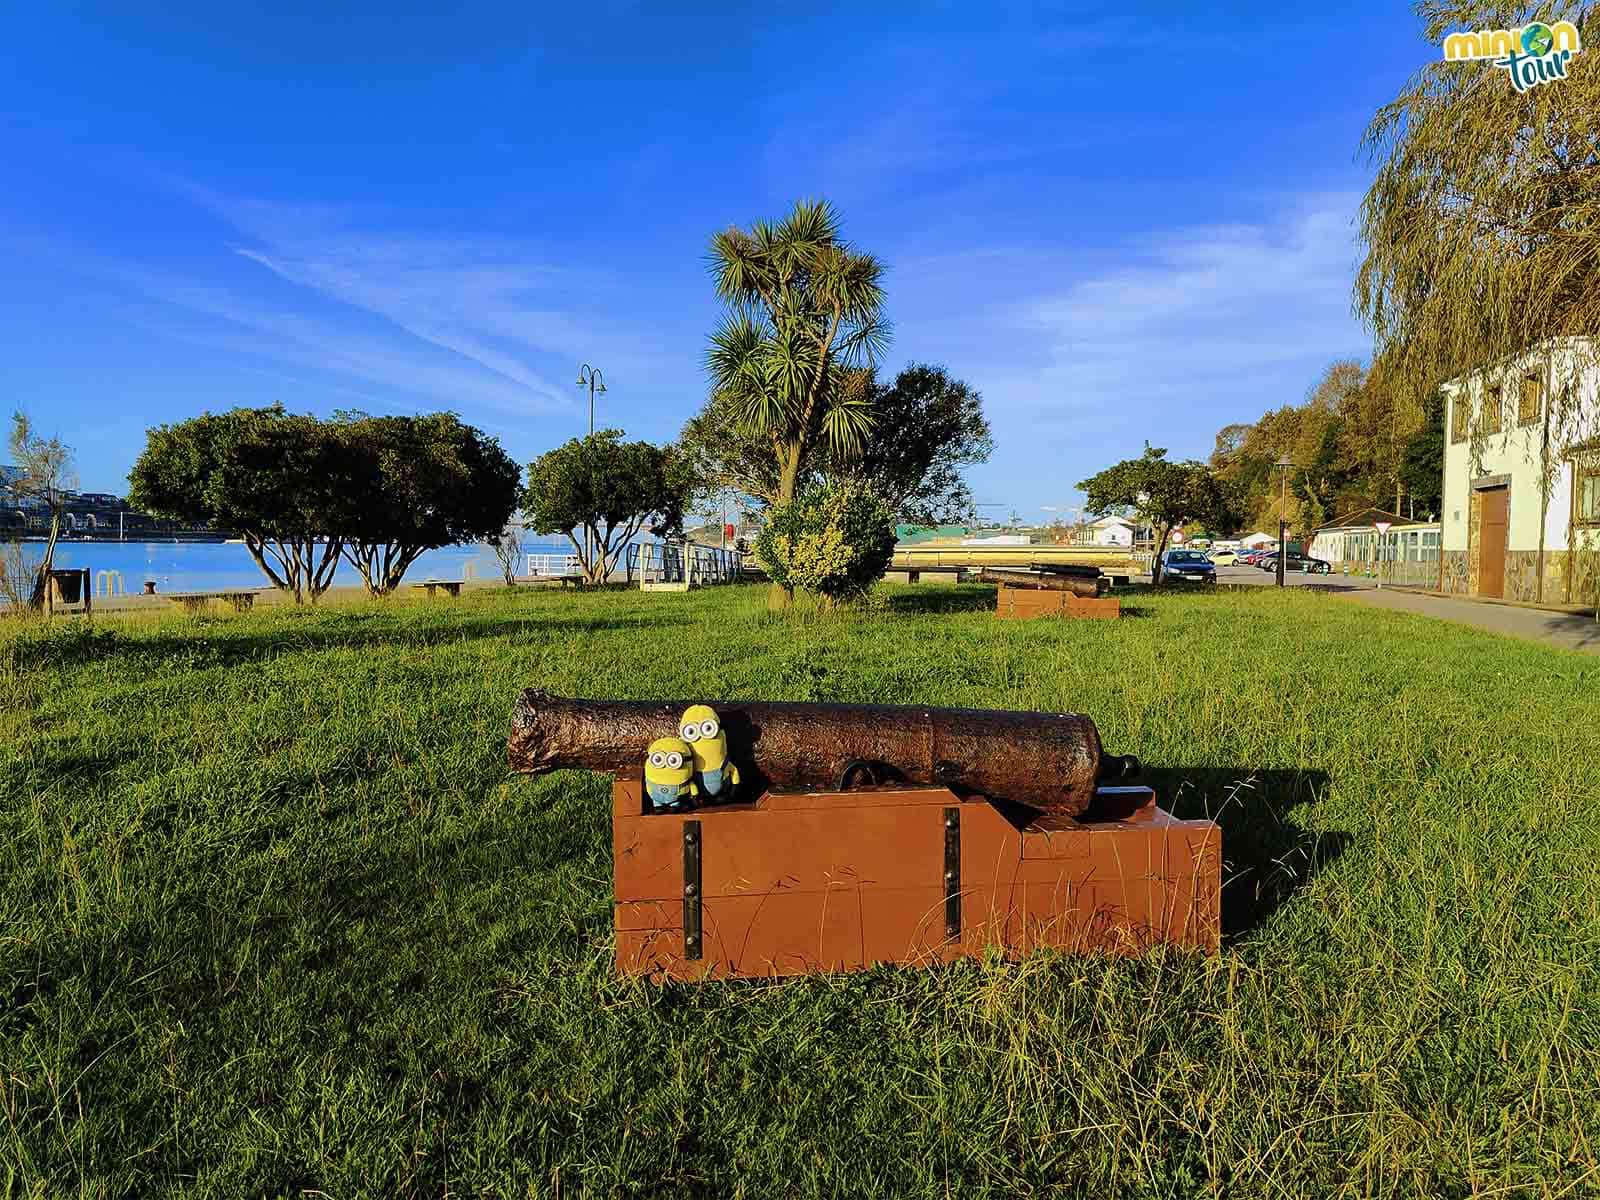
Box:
<box><xmin>2</xmin><ymin>582</ymin><xmax>1597</xmax><ymax>1198</ymax></box>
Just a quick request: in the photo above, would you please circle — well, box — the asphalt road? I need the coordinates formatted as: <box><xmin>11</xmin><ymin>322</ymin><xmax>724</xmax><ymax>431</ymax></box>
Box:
<box><xmin>1190</xmin><ymin>564</ymin><xmax>1600</xmax><ymax>655</ymax></box>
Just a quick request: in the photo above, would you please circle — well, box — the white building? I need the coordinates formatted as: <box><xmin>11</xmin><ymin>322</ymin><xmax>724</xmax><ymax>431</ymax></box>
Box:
<box><xmin>1310</xmin><ymin>508</ymin><xmax>1440</xmax><ymax>585</ymax></box>
<box><xmin>1440</xmin><ymin>338</ymin><xmax>1600</xmax><ymax>603</ymax></box>
<box><xmin>1237</xmin><ymin>530</ymin><xmax>1278</xmax><ymax>549</ymax></box>
<box><xmin>1087</xmin><ymin>515</ymin><xmax>1135</xmax><ymax>547</ymax></box>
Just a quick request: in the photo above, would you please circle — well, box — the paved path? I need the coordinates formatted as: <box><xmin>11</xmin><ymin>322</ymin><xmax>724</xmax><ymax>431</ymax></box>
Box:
<box><xmin>1341</xmin><ymin>587</ymin><xmax>1600</xmax><ymax>655</ymax></box>
<box><xmin>1206</xmin><ymin>565</ymin><xmax>1600</xmax><ymax>655</ymax></box>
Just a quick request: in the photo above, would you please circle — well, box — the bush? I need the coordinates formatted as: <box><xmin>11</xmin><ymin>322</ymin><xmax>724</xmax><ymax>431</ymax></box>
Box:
<box><xmin>755</xmin><ymin>482</ymin><xmax>896</xmax><ymax>603</ymax></box>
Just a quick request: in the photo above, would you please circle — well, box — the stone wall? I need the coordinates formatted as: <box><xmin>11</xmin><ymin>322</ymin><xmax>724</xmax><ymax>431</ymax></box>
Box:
<box><xmin>1573</xmin><ymin>548</ymin><xmax>1600</xmax><ymax>606</ymax></box>
<box><xmin>1441</xmin><ymin>548</ymin><xmax>1595</xmax><ymax>605</ymax></box>
<box><xmin>1505</xmin><ymin>551</ymin><xmax>1541</xmax><ymax>602</ymax></box>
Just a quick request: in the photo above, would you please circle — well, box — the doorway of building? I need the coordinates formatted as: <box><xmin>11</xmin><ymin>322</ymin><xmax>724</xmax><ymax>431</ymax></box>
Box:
<box><xmin>1478</xmin><ymin>486</ymin><xmax>1509</xmax><ymax>598</ymax></box>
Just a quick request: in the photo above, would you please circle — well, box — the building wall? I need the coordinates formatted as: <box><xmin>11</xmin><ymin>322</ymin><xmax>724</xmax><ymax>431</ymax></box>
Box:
<box><xmin>1440</xmin><ymin>340</ymin><xmax>1599</xmax><ymax>601</ymax></box>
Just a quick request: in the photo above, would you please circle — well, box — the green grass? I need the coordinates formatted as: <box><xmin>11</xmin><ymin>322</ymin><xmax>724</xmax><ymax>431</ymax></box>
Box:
<box><xmin>1</xmin><ymin>583</ymin><xmax>1597</xmax><ymax>1198</ymax></box>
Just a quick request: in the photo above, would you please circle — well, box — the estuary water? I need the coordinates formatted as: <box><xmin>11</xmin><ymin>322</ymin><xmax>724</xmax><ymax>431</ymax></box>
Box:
<box><xmin>45</xmin><ymin>538</ymin><xmax>577</xmax><ymax>595</ymax></box>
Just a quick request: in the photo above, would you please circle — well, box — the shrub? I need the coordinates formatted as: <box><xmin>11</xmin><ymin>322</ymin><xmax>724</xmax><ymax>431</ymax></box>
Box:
<box><xmin>755</xmin><ymin>482</ymin><xmax>896</xmax><ymax>603</ymax></box>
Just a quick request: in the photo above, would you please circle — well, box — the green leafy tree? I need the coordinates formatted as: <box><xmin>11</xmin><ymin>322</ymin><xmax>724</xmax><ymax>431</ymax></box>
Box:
<box><xmin>683</xmin><ymin>363</ymin><xmax>992</xmax><ymax>527</ymax></box>
<box><xmin>1208</xmin><ymin>357</ymin><xmax>1436</xmax><ymax>531</ymax></box>
<box><xmin>821</xmin><ymin>365</ymin><xmax>992</xmax><ymax>525</ymax></box>
<box><xmin>334</xmin><ymin>412</ymin><xmax>521</xmax><ymax>597</ymax></box>
<box><xmin>7</xmin><ymin>412</ymin><xmax>75</xmax><ymax>609</ymax></box>
<box><xmin>486</xmin><ymin>525</ymin><xmax>524</xmax><ymax>586</ymax></box>
<box><xmin>1078</xmin><ymin>445</ymin><xmax>1234</xmax><ymax>584</ymax></box>
<box><xmin>754</xmin><ymin>481</ymin><xmax>896</xmax><ymax>605</ymax></box>
<box><xmin>704</xmin><ymin>199</ymin><xmax>889</xmax><ymax>606</ymax></box>
<box><xmin>1357</xmin><ymin>2</ymin><xmax>1599</xmax><ymax>610</ymax></box>
<box><xmin>128</xmin><ymin>406</ymin><xmax>349</xmax><ymax>603</ymax></box>
<box><xmin>1356</xmin><ymin>1</ymin><xmax>1600</xmax><ymax>419</ymax></box>
<box><xmin>1399</xmin><ymin>393</ymin><xmax>1445</xmax><ymax>519</ymax></box>
<box><xmin>522</xmin><ymin>431</ymin><xmax>695</xmax><ymax>585</ymax></box>
<box><xmin>678</xmin><ymin>389</ymin><xmax>783</xmax><ymax>507</ymax></box>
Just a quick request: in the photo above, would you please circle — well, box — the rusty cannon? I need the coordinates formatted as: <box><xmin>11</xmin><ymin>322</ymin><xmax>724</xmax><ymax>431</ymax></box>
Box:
<box><xmin>507</xmin><ymin>690</ymin><xmax>1217</xmax><ymax>978</ymax></box>
<box><xmin>977</xmin><ymin>567</ymin><xmax>1108</xmax><ymax>598</ymax></box>
<box><xmin>508</xmin><ymin>688</ymin><xmax>1139</xmax><ymax>816</ymax></box>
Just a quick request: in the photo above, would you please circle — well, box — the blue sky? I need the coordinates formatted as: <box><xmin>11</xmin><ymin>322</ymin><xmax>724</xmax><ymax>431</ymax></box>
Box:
<box><xmin>0</xmin><ymin>3</ymin><xmax>1436</xmax><ymax>517</ymax></box>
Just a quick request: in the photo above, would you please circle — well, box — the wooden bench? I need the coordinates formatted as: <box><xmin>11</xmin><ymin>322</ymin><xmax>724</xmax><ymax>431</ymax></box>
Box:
<box><xmin>411</xmin><ymin>580</ymin><xmax>464</xmax><ymax>599</ymax></box>
<box><xmin>166</xmin><ymin>590</ymin><xmax>259</xmax><ymax>616</ymax></box>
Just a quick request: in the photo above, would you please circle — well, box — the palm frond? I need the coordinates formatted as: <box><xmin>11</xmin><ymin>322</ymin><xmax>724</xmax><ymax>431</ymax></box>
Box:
<box><xmin>705</xmin><ymin>314</ymin><xmax>766</xmax><ymax>388</ymax></box>
<box><xmin>818</xmin><ymin>389</ymin><xmax>874</xmax><ymax>459</ymax></box>
<box><xmin>836</xmin><ymin>315</ymin><xmax>893</xmax><ymax>368</ymax></box>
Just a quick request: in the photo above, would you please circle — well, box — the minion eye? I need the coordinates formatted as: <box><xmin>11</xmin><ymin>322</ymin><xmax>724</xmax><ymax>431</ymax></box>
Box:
<box><xmin>700</xmin><ymin>719</ymin><xmax>718</xmax><ymax>738</ymax></box>
<box><xmin>681</xmin><ymin>724</ymin><xmax>700</xmax><ymax>742</ymax></box>
<box><xmin>649</xmin><ymin>752</ymin><xmax>665</xmax><ymax>768</ymax></box>
<box><xmin>666</xmin><ymin>752</ymin><xmax>683</xmax><ymax>769</ymax></box>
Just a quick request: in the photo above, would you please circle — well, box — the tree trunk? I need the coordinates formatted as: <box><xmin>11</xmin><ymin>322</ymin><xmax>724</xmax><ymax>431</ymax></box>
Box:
<box><xmin>1150</xmin><ymin>524</ymin><xmax>1172</xmax><ymax>585</ymax></box>
<box><xmin>307</xmin><ymin>538</ymin><xmax>342</xmax><ymax>603</ymax></box>
<box><xmin>584</xmin><ymin>523</ymin><xmax>606</xmax><ymax>586</ymax></box>
<box><xmin>342</xmin><ymin>544</ymin><xmax>381</xmax><ymax>598</ymax></box>
<box><xmin>27</xmin><ymin>509</ymin><xmax>63</xmax><ymax>610</ymax></box>
<box><xmin>769</xmin><ymin>443</ymin><xmax>802</xmax><ymax>610</ymax></box>
<box><xmin>507</xmin><ymin>688</ymin><xmax>1124</xmax><ymax>816</ymax></box>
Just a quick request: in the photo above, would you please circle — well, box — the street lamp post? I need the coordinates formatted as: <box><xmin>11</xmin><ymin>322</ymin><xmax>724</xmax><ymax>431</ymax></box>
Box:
<box><xmin>575</xmin><ymin>364</ymin><xmax>606</xmax><ymax>577</ymax></box>
<box><xmin>1273</xmin><ymin>455</ymin><xmax>1294</xmax><ymax>589</ymax></box>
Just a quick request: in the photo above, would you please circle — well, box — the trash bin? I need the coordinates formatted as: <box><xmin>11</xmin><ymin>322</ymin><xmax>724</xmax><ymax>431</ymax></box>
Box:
<box><xmin>47</xmin><ymin>569</ymin><xmax>84</xmax><ymax>605</ymax></box>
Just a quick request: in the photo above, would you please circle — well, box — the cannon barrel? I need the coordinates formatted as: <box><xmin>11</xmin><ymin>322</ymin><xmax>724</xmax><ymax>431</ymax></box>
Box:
<box><xmin>508</xmin><ymin>689</ymin><xmax>1134</xmax><ymax>815</ymax></box>
<box><xmin>978</xmin><ymin>568</ymin><xmax>1107</xmax><ymax>597</ymax></box>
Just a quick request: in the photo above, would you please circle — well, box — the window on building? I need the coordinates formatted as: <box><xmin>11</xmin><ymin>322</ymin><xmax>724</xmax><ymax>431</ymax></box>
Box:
<box><xmin>1482</xmin><ymin>385</ymin><xmax>1503</xmax><ymax>434</ymax></box>
<box><xmin>1519</xmin><ymin>375</ymin><xmax>1541</xmax><ymax>426</ymax></box>
<box><xmin>1578</xmin><ymin>462</ymin><xmax>1600</xmax><ymax>527</ymax></box>
<box><xmin>1451</xmin><ymin>394</ymin><xmax>1468</xmax><ymax>443</ymax></box>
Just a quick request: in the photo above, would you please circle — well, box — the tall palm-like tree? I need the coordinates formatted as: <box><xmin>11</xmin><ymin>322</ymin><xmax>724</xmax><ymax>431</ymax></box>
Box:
<box><xmin>706</xmin><ymin>200</ymin><xmax>890</xmax><ymax>604</ymax></box>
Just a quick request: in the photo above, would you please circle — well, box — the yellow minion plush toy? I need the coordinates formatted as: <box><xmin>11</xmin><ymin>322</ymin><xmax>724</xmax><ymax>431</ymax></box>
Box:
<box><xmin>679</xmin><ymin>704</ymin><xmax>740</xmax><ymax>801</ymax></box>
<box><xmin>644</xmin><ymin>737</ymin><xmax>698</xmax><ymax>810</ymax></box>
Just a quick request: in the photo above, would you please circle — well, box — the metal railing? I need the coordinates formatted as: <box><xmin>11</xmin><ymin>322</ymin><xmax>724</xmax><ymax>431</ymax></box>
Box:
<box><xmin>526</xmin><ymin>552</ymin><xmax>582</xmax><ymax>578</ymax></box>
<box><xmin>627</xmin><ymin>541</ymin><xmax>744</xmax><ymax>586</ymax></box>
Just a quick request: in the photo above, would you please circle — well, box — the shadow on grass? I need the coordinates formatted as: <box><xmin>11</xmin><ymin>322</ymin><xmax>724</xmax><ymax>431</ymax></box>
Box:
<box><xmin>882</xmin><ymin>586</ymin><xmax>996</xmax><ymax>616</ymax></box>
<box><xmin>14</xmin><ymin>612</ymin><xmax>696</xmax><ymax>672</ymax></box>
<box><xmin>1143</xmin><ymin>765</ymin><xmax>1346</xmax><ymax>944</ymax></box>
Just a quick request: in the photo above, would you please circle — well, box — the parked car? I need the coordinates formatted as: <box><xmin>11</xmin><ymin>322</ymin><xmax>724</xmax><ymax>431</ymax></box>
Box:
<box><xmin>1158</xmin><ymin>548</ymin><xmax>1216</xmax><ymax>583</ymax></box>
<box><xmin>1256</xmin><ymin>552</ymin><xmax>1331</xmax><ymax>574</ymax></box>
<box><xmin>1207</xmin><ymin>550</ymin><xmax>1240</xmax><ymax>566</ymax></box>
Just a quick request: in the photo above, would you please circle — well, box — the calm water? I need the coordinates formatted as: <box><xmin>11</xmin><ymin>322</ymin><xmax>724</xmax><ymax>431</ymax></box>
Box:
<box><xmin>47</xmin><ymin>539</ymin><xmax>577</xmax><ymax>594</ymax></box>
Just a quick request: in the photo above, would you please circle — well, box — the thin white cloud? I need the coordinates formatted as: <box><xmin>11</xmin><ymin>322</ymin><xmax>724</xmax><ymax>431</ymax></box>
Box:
<box><xmin>15</xmin><ymin>184</ymin><xmax>692</xmax><ymax>425</ymax></box>
<box><xmin>102</xmin><ymin>266</ymin><xmax>565</xmax><ymax>416</ymax></box>
<box><xmin>896</xmin><ymin>195</ymin><xmax>1369</xmax><ymax>463</ymax></box>
<box><xmin>200</xmin><ymin>190</ymin><xmax>680</xmax><ymax>389</ymax></box>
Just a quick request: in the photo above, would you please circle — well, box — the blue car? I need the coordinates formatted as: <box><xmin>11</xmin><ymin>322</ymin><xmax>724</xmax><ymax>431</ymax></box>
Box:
<box><xmin>1158</xmin><ymin>548</ymin><xmax>1216</xmax><ymax>584</ymax></box>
